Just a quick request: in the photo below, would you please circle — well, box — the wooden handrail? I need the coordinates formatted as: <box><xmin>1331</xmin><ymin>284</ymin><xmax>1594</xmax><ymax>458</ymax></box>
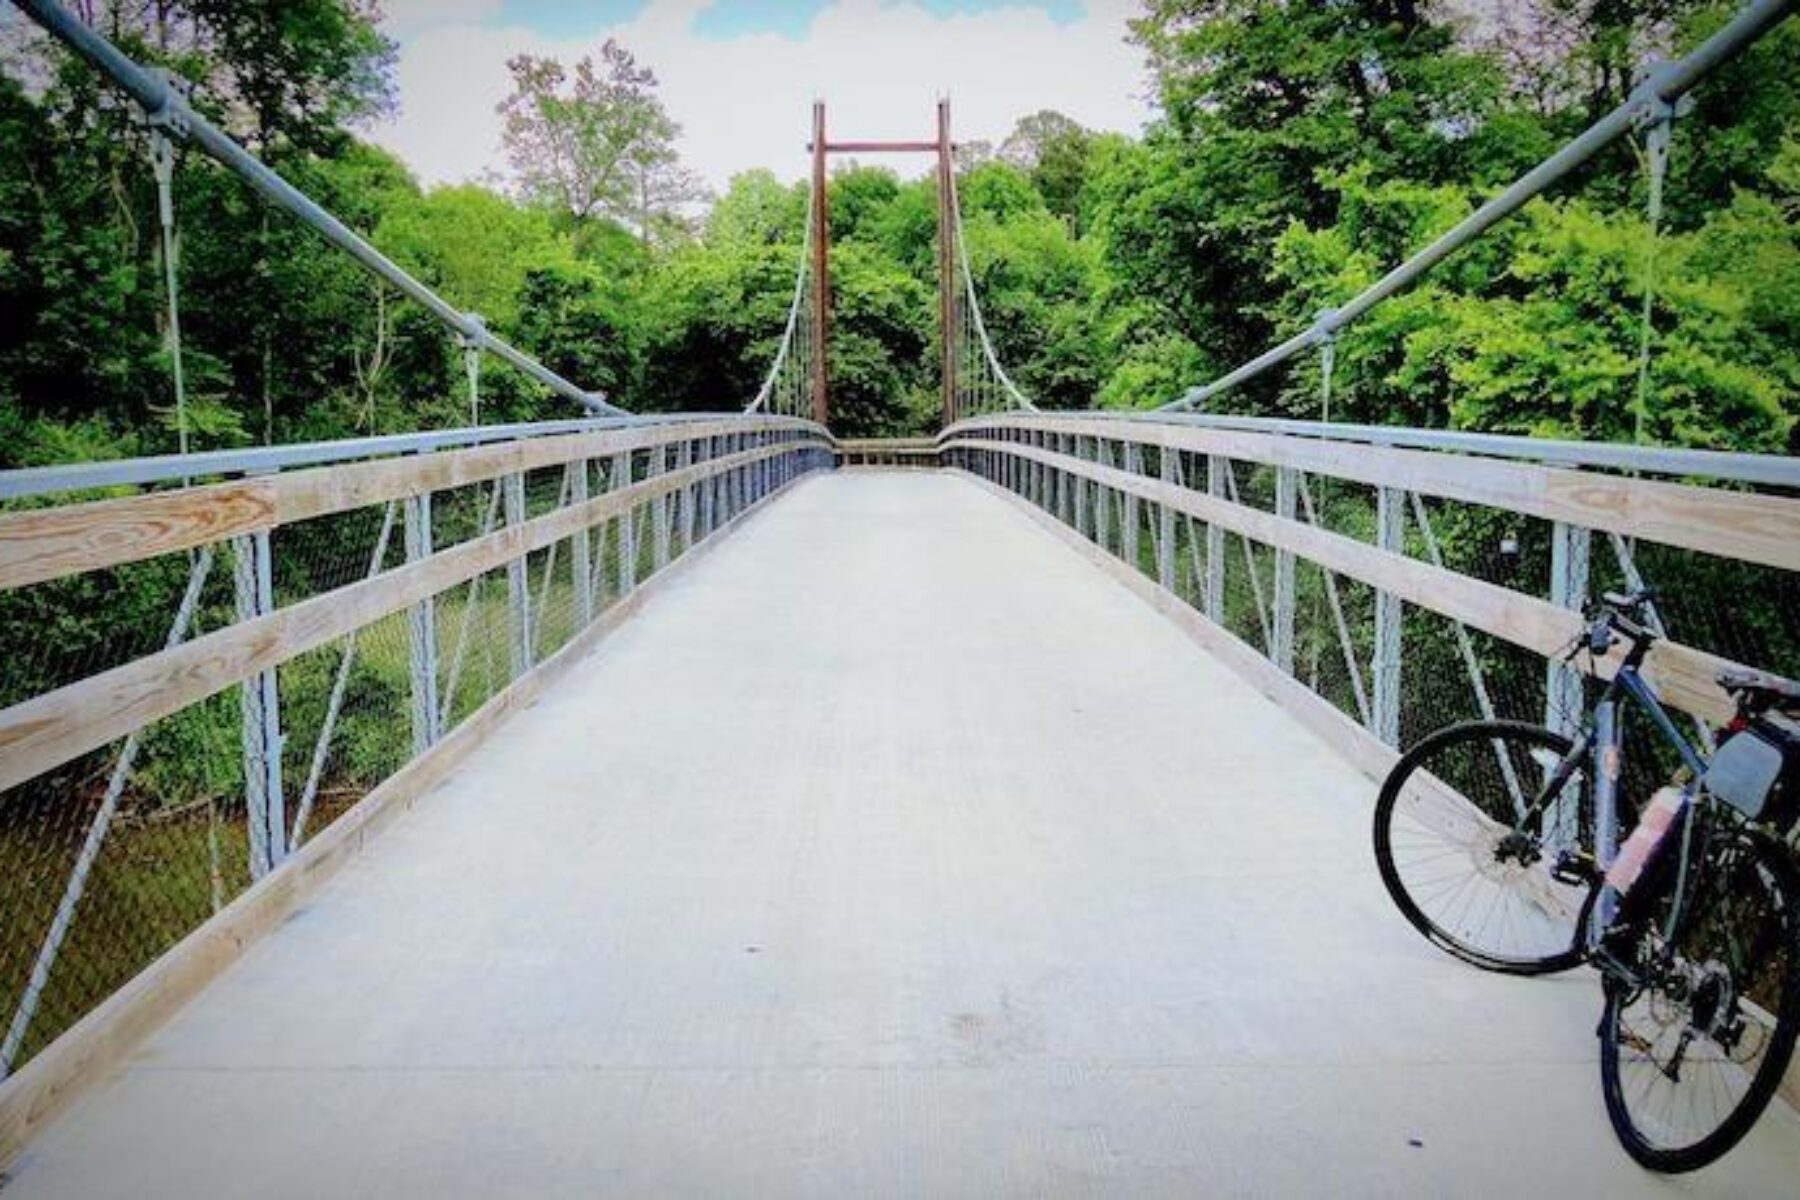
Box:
<box><xmin>0</xmin><ymin>417</ymin><xmax>828</xmax><ymax>591</ymax></box>
<box><xmin>0</xmin><ymin>440</ymin><xmax>811</xmax><ymax>791</ymax></box>
<box><xmin>950</xmin><ymin>435</ymin><xmax>1747</xmax><ymax>724</ymax></box>
<box><xmin>946</xmin><ymin>415</ymin><xmax>1800</xmax><ymax>573</ymax></box>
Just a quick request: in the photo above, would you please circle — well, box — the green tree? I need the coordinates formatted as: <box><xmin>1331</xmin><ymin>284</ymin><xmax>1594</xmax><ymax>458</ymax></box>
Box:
<box><xmin>999</xmin><ymin>109</ymin><xmax>1093</xmax><ymax>227</ymax></box>
<box><xmin>498</xmin><ymin>44</ymin><xmax>698</xmax><ymax>242</ymax></box>
<box><xmin>1108</xmin><ymin>0</ymin><xmax>1512</xmax><ymax>389</ymax></box>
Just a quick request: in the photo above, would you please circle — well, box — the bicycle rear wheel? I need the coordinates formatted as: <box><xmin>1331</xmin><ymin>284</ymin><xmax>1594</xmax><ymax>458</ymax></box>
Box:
<box><xmin>1373</xmin><ymin>720</ymin><xmax>1597</xmax><ymax>974</ymax></box>
<box><xmin>1599</xmin><ymin>819</ymin><xmax>1800</xmax><ymax>1173</ymax></box>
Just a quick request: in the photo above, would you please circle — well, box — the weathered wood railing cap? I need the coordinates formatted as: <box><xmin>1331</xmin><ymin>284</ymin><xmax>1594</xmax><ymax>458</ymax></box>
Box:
<box><xmin>0</xmin><ymin>413</ymin><xmax>831</xmax><ymax>503</ymax></box>
<box><xmin>943</xmin><ymin>411</ymin><xmax>1800</xmax><ymax>489</ymax></box>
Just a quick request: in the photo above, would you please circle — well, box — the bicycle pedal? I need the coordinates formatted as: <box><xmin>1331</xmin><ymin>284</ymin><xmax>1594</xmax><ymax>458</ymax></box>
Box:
<box><xmin>1551</xmin><ymin>850</ymin><xmax>1599</xmax><ymax>887</ymax></box>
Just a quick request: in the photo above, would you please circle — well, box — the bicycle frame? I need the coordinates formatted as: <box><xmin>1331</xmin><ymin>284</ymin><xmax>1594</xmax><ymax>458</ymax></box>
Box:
<box><xmin>1586</xmin><ymin>664</ymin><xmax>1710</xmax><ymax>946</ymax></box>
<box><xmin>1506</xmin><ymin>643</ymin><xmax>1711</xmax><ymax>953</ymax></box>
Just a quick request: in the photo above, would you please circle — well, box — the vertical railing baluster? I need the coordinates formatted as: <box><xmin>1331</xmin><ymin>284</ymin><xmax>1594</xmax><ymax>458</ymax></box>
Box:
<box><xmin>404</xmin><ymin>488</ymin><xmax>439</xmax><ymax>753</ymax></box>
<box><xmin>1158</xmin><ymin>448</ymin><xmax>1177</xmax><ymax>592</ymax></box>
<box><xmin>504</xmin><ymin>472</ymin><xmax>531</xmax><ymax>677</ymax></box>
<box><xmin>613</xmin><ymin>449</ymin><xmax>636</xmax><ymax>597</ymax></box>
<box><xmin>1372</xmin><ymin>486</ymin><xmax>1404</xmax><ymax>747</ymax></box>
<box><xmin>652</xmin><ymin>443</ymin><xmax>671</xmax><ymax>571</ymax></box>
<box><xmin>1205</xmin><ymin>456</ymin><xmax>1226</xmax><ymax>623</ymax></box>
<box><xmin>233</xmin><ymin>527</ymin><xmax>285</xmax><ymax>878</ymax></box>
<box><xmin>1051</xmin><ymin>431</ymin><xmax>1065</xmax><ymax>525</ymax></box>
<box><xmin>702</xmin><ymin>437</ymin><xmax>716</xmax><ymax>538</ymax></box>
<box><xmin>1074</xmin><ymin>436</ymin><xmax>1089</xmax><ymax>538</ymax></box>
<box><xmin>1095</xmin><ymin>441</ymin><xmax>1113</xmax><ymax>555</ymax></box>
<box><xmin>679</xmin><ymin>440</ymin><xmax>697</xmax><ymax>552</ymax></box>
<box><xmin>1273</xmin><ymin>466</ymin><xmax>1296</xmax><ymax>674</ymax></box>
<box><xmin>570</xmin><ymin>460</ymin><xmax>593</xmax><ymax>627</ymax></box>
<box><xmin>1122</xmin><ymin>443</ymin><xmax>1141</xmax><ymax>572</ymax></box>
<box><xmin>1546</xmin><ymin>521</ymin><xmax>1591</xmax><ymax>741</ymax></box>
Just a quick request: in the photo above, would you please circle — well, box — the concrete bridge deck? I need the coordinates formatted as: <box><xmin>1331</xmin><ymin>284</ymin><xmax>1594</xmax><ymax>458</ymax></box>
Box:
<box><xmin>7</xmin><ymin>472</ymin><xmax>1798</xmax><ymax>1197</ymax></box>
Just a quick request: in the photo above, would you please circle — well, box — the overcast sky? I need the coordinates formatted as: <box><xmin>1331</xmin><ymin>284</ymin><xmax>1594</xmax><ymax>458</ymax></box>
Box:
<box><xmin>369</xmin><ymin>0</ymin><xmax>1155</xmax><ymax>194</ymax></box>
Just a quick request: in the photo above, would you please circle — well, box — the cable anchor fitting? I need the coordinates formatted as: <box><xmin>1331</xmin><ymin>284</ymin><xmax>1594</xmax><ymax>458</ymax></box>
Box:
<box><xmin>1309</xmin><ymin>308</ymin><xmax>1341</xmax><ymax>349</ymax></box>
<box><xmin>1628</xmin><ymin>63</ymin><xmax>1692</xmax><ymax>146</ymax></box>
<box><xmin>139</xmin><ymin>67</ymin><xmax>193</xmax><ymax>140</ymax></box>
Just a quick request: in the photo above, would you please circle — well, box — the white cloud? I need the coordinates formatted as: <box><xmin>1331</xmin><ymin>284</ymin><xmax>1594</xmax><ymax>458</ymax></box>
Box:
<box><xmin>380</xmin><ymin>0</ymin><xmax>504</xmax><ymax>41</ymax></box>
<box><xmin>367</xmin><ymin>0</ymin><xmax>1152</xmax><ymax>196</ymax></box>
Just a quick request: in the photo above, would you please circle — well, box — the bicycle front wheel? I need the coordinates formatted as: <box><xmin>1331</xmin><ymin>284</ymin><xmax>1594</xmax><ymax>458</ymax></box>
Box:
<box><xmin>1599</xmin><ymin>820</ymin><xmax>1800</xmax><ymax>1173</ymax></box>
<box><xmin>1374</xmin><ymin>720</ymin><xmax>1597</xmax><ymax>974</ymax></box>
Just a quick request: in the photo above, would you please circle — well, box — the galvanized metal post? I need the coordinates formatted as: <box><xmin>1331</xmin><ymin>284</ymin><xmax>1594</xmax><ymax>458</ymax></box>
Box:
<box><xmin>737</xmin><ymin>434</ymin><xmax>749</xmax><ymax>515</ymax></box>
<box><xmin>1051</xmin><ymin>433</ymin><xmax>1065</xmax><ymax>521</ymax></box>
<box><xmin>1095</xmin><ymin>441</ymin><xmax>1114</xmax><ymax>555</ymax></box>
<box><xmin>232</xmin><ymin>529</ymin><xmax>284</xmax><ymax>878</ymax></box>
<box><xmin>503</xmin><ymin>472</ymin><xmax>531</xmax><ymax>677</ymax></box>
<box><xmin>652</xmin><ymin>444</ymin><xmax>671</xmax><ymax>570</ymax></box>
<box><xmin>1273</xmin><ymin>466</ymin><xmax>1297</xmax><ymax>673</ymax></box>
<box><xmin>1158</xmin><ymin>449</ymin><xmax>1177</xmax><ymax>592</ymax></box>
<box><xmin>1071</xmin><ymin>437</ymin><xmax>1088</xmax><ymax>537</ymax></box>
<box><xmin>1036</xmin><ymin>434</ymin><xmax>1049</xmax><ymax>509</ymax></box>
<box><xmin>1121</xmin><ymin>443</ymin><xmax>1141</xmax><ymax>571</ymax></box>
<box><xmin>677</xmin><ymin>441</ymin><xmax>696</xmax><ymax>553</ymax></box>
<box><xmin>613</xmin><ymin>451</ymin><xmax>636</xmax><ymax>595</ymax></box>
<box><xmin>404</xmin><ymin>490</ymin><xmax>439</xmax><ymax>754</ymax></box>
<box><xmin>1028</xmin><ymin>435</ymin><xmax>1037</xmax><ymax>501</ymax></box>
<box><xmin>569</xmin><ymin>461</ymin><xmax>593</xmax><ymax>627</ymax></box>
<box><xmin>721</xmin><ymin>434</ymin><xmax>736</xmax><ymax>522</ymax></box>
<box><xmin>1205</xmin><ymin>456</ymin><xmax>1226</xmax><ymax>622</ymax></box>
<box><xmin>1372</xmin><ymin>486</ymin><xmax>1405</xmax><ymax>746</ymax></box>
<box><xmin>699</xmin><ymin>437</ymin><xmax>716</xmax><ymax>538</ymax></box>
<box><xmin>1546</xmin><ymin>521</ymin><xmax>1591</xmax><ymax>739</ymax></box>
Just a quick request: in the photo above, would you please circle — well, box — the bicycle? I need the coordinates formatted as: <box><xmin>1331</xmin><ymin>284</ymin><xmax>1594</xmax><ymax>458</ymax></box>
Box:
<box><xmin>1372</xmin><ymin>587</ymin><xmax>1800</xmax><ymax>1171</ymax></box>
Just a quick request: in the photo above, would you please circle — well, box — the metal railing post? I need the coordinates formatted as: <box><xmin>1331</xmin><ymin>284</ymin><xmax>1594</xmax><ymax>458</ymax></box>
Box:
<box><xmin>652</xmin><ymin>445</ymin><xmax>672</xmax><ymax>570</ymax></box>
<box><xmin>1205</xmin><ymin>456</ymin><xmax>1226</xmax><ymax>622</ymax></box>
<box><xmin>1158</xmin><ymin>450</ymin><xmax>1177</xmax><ymax>592</ymax></box>
<box><xmin>678</xmin><ymin>441</ymin><xmax>697</xmax><ymax>553</ymax></box>
<box><xmin>1074</xmin><ymin>437</ymin><xmax>1089</xmax><ymax>537</ymax></box>
<box><xmin>1122</xmin><ymin>443</ymin><xmax>1141</xmax><ymax>571</ymax></box>
<box><xmin>1372</xmin><ymin>486</ymin><xmax>1405</xmax><ymax>746</ymax></box>
<box><xmin>233</xmin><ymin>529</ymin><xmax>285</xmax><ymax>878</ymax></box>
<box><xmin>1546</xmin><ymin>521</ymin><xmax>1591</xmax><ymax>739</ymax></box>
<box><xmin>503</xmin><ymin>472</ymin><xmax>531</xmax><ymax>677</ymax></box>
<box><xmin>613</xmin><ymin>450</ymin><xmax>636</xmax><ymax>596</ymax></box>
<box><xmin>1273</xmin><ymin>466</ymin><xmax>1297</xmax><ymax>673</ymax></box>
<box><xmin>698</xmin><ymin>438</ymin><xmax>715</xmax><ymax>539</ymax></box>
<box><xmin>1095</xmin><ymin>441</ymin><xmax>1114</xmax><ymax>555</ymax></box>
<box><xmin>1056</xmin><ymin>434</ymin><xmax>1071</xmax><ymax>526</ymax></box>
<box><xmin>569</xmin><ymin>461</ymin><xmax>593</xmax><ymax>627</ymax></box>
<box><xmin>404</xmin><ymin>489</ymin><xmax>439</xmax><ymax>753</ymax></box>
<box><xmin>1037</xmin><ymin>433</ymin><xmax>1048</xmax><ymax>510</ymax></box>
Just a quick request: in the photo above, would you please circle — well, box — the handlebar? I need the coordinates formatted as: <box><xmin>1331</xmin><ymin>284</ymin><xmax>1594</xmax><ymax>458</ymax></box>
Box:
<box><xmin>1567</xmin><ymin>587</ymin><xmax>1660</xmax><ymax>661</ymax></box>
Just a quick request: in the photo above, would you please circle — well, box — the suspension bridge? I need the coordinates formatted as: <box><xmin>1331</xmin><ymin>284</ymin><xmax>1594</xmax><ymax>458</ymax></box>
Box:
<box><xmin>2</xmin><ymin>0</ymin><xmax>1800</xmax><ymax>1194</ymax></box>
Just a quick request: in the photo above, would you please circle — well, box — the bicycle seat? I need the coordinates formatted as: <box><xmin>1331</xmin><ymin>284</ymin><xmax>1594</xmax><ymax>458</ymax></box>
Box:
<box><xmin>1717</xmin><ymin>668</ymin><xmax>1800</xmax><ymax>714</ymax></box>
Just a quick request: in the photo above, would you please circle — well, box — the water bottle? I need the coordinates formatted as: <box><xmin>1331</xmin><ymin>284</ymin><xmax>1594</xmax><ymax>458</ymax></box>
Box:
<box><xmin>1605</xmin><ymin>785</ymin><xmax>1690</xmax><ymax>901</ymax></box>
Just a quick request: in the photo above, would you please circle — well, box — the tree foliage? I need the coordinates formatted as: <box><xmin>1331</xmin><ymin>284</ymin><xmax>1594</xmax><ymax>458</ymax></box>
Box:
<box><xmin>498</xmin><ymin>44</ymin><xmax>704</xmax><ymax>243</ymax></box>
<box><xmin>0</xmin><ymin>0</ymin><xmax>1796</xmax><ymax>462</ymax></box>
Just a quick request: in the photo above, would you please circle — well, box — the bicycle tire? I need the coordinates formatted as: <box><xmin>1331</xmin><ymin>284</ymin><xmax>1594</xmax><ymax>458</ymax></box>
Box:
<box><xmin>1599</xmin><ymin>820</ymin><xmax>1800</xmax><ymax>1173</ymax></box>
<box><xmin>1374</xmin><ymin>720</ymin><xmax>1598</xmax><ymax>975</ymax></box>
